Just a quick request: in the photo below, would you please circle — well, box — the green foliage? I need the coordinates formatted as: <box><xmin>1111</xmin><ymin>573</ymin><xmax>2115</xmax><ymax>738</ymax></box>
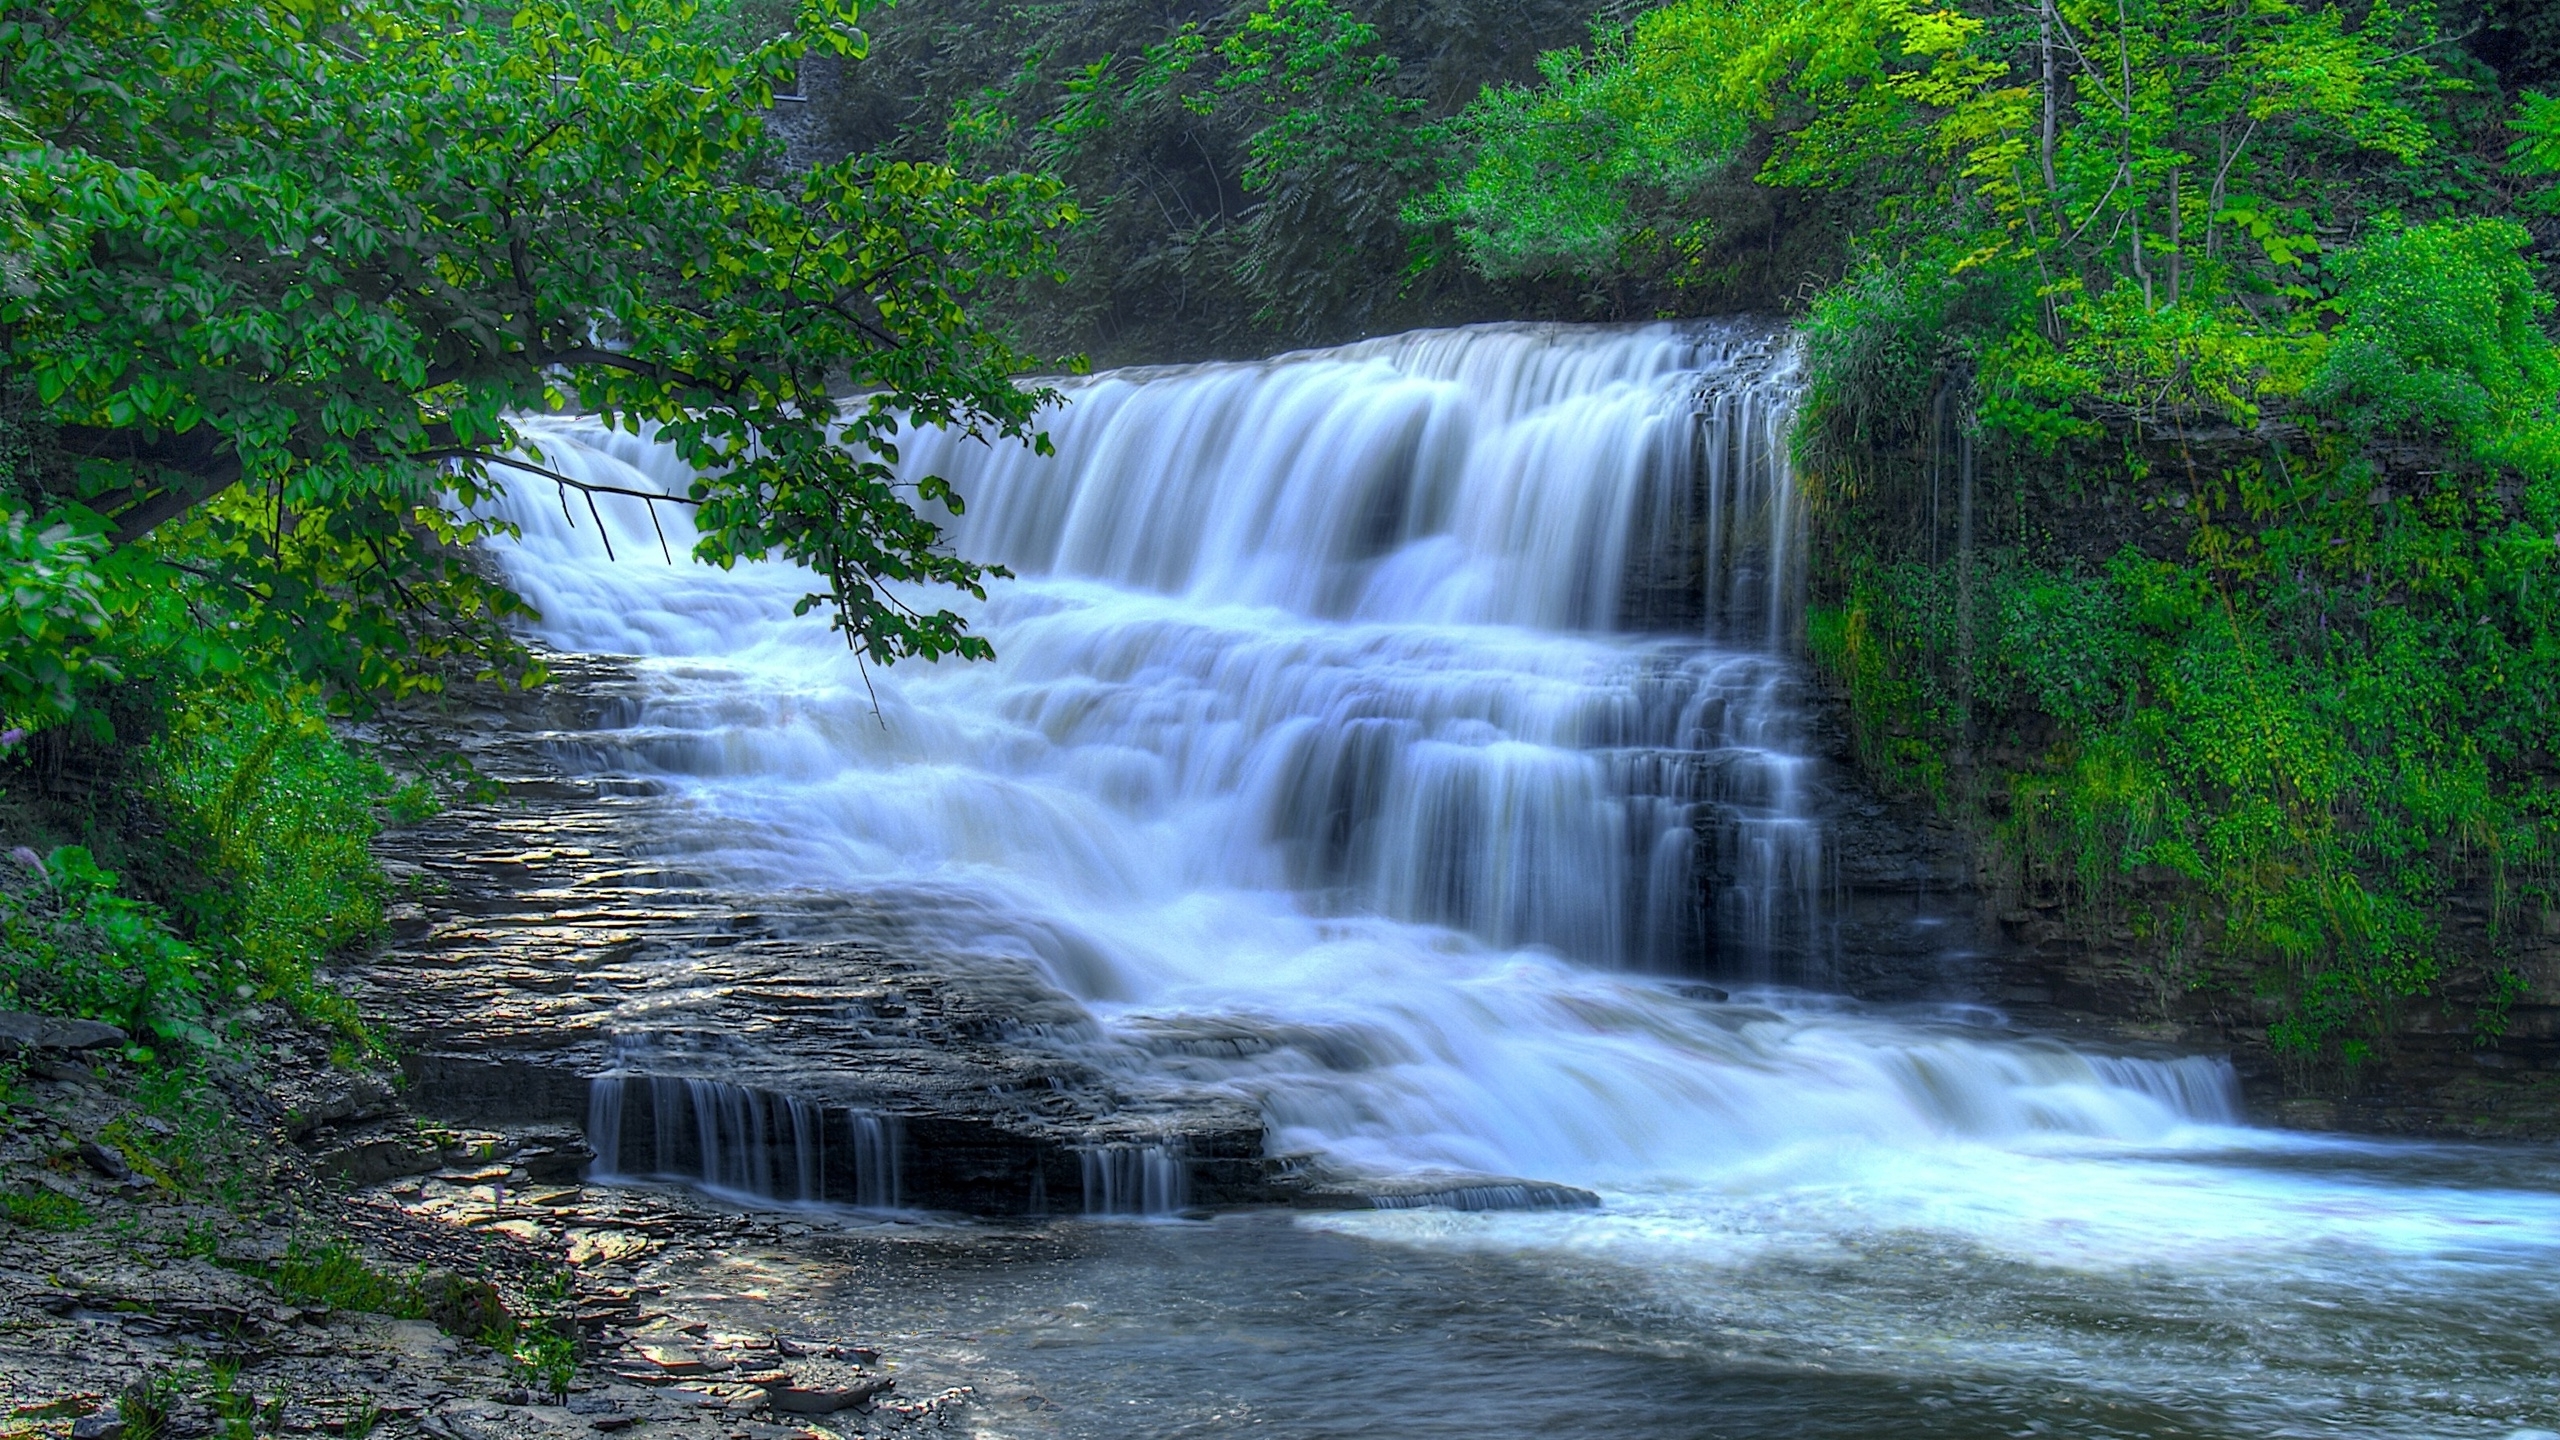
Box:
<box><xmin>1805</xmin><ymin>588</ymin><xmax>1952</xmax><ymax>798</ymax></box>
<box><xmin>849</xmin><ymin>0</ymin><xmax>1610</xmax><ymax>359</ymax></box>
<box><xmin>203</xmin><ymin>1357</ymin><xmax>288</xmax><ymax>1440</ymax></box>
<box><xmin>0</xmin><ymin>843</ymin><xmax>207</xmax><ymax>1048</ymax></box>
<box><xmin>493</xmin><ymin>1267</ymin><xmax>581</xmax><ymax>1402</ymax></box>
<box><xmin>1425</xmin><ymin>0</ymin><xmax>2497</xmax><ymax>445</ymax></box>
<box><xmin>2310</xmin><ymin>217</ymin><xmax>2560</xmax><ymax>512</ymax></box>
<box><xmin>2510</xmin><ymin>90</ymin><xmax>2560</xmax><ymax>209</ymax></box>
<box><xmin>1450</xmin><ymin>0</ymin><xmax>2560</xmax><ymax>1072</ymax></box>
<box><xmin>3</xmin><ymin>669</ymin><xmax>414</xmax><ymax>1057</ymax></box>
<box><xmin>114</xmin><ymin>1065</ymin><xmax>253</xmax><ymax>1200</ymax></box>
<box><xmin>252</xmin><ymin>1237</ymin><xmax>427</xmax><ymax>1318</ymax></box>
<box><xmin>0</xmin><ymin>512</ymin><xmax>114</xmax><ymax>728</ymax></box>
<box><xmin>118</xmin><ymin>1371</ymin><xmax>182</xmax><ymax>1440</ymax></box>
<box><xmin>1412</xmin><ymin>0</ymin><xmax>1769</xmax><ymax>281</ymax></box>
<box><xmin>0</xmin><ymin>1183</ymin><xmax>92</xmax><ymax>1229</ymax></box>
<box><xmin>1</xmin><ymin>0</ymin><xmax>1075</xmax><ymax>732</ymax></box>
<box><xmin>1215</xmin><ymin>0</ymin><xmax>1431</xmax><ymax>339</ymax></box>
<box><xmin>146</xmin><ymin>685</ymin><xmax>400</xmax><ymax>1049</ymax></box>
<box><xmin>1812</xmin><ymin>437</ymin><xmax>2560</xmax><ymax>1065</ymax></box>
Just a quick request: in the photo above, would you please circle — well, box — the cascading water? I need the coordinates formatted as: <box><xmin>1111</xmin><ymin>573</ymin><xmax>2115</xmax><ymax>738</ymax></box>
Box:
<box><xmin>484</xmin><ymin>322</ymin><xmax>2560</xmax><ymax>1435</ymax></box>
<box><xmin>1081</xmin><ymin>1146</ymin><xmax>1189</xmax><ymax>1217</ymax></box>
<box><xmin>587</xmin><ymin>1074</ymin><xmax>902</xmax><ymax>1207</ymax></box>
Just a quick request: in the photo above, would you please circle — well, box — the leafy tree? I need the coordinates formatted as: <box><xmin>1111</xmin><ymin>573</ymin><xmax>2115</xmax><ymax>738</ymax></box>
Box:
<box><xmin>0</xmin><ymin>0</ymin><xmax>1075</xmax><ymax>735</ymax></box>
<box><xmin>1213</xmin><ymin>0</ymin><xmax>1430</xmax><ymax>339</ymax></box>
<box><xmin>815</xmin><ymin>0</ymin><xmax>1613</xmax><ymax>361</ymax></box>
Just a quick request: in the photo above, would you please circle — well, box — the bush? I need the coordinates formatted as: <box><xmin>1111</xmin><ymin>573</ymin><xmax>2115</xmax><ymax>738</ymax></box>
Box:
<box><xmin>2312</xmin><ymin>217</ymin><xmax>2560</xmax><ymax>509</ymax></box>
<box><xmin>0</xmin><ymin>843</ymin><xmax>208</xmax><ymax>1050</ymax></box>
<box><xmin>146</xmin><ymin>684</ymin><xmax>422</xmax><ymax>1055</ymax></box>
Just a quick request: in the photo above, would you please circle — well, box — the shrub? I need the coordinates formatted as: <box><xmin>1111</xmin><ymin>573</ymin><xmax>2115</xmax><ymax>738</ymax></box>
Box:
<box><xmin>0</xmin><ymin>843</ymin><xmax>209</xmax><ymax>1050</ymax></box>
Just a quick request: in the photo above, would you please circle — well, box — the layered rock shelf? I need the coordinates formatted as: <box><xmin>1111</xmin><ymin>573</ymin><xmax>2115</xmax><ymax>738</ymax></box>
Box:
<box><xmin>344</xmin><ymin>653</ymin><xmax>1598</xmax><ymax>1217</ymax></box>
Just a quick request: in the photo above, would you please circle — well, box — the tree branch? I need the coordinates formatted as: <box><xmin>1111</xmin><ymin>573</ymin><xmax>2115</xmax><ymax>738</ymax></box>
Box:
<box><xmin>421</xmin><ymin>448</ymin><xmax>701</xmax><ymax>506</ymax></box>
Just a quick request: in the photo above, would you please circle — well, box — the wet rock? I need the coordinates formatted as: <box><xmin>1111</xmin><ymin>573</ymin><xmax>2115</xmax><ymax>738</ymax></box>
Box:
<box><xmin>631</xmin><ymin>1344</ymin><xmax>709</xmax><ymax>1376</ymax></box>
<box><xmin>763</xmin><ymin>1378</ymin><xmax>893</xmax><ymax>1415</ymax></box>
<box><xmin>774</xmin><ymin>1337</ymin><xmax>878</xmax><ymax>1365</ymax></box>
<box><xmin>315</xmin><ymin>1133</ymin><xmax>444</xmax><ymax>1185</ymax></box>
<box><xmin>69</xmin><ymin>1416</ymin><xmax>124</xmax><ymax>1440</ymax></box>
<box><xmin>280</xmin><ymin>1072</ymin><xmax>401</xmax><ymax>1139</ymax></box>
<box><xmin>1298</xmin><ymin>1169</ymin><xmax>1602</xmax><ymax>1212</ymax></box>
<box><xmin>516</xmin><ymin>1134</ymin><xmax>596</xmax><ymax>1184</ymax></box>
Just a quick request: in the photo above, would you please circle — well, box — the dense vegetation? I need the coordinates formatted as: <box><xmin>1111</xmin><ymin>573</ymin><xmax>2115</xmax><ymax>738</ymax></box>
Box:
<box><xmin>831</xmin><ymin>0</ymin><xmax>2560</xmax><ymax>1077</ymax></box>
<box><xmin>794</xmin><ymin>0</ymin><xmax>1618</xmax><ymax>361</ymax></box>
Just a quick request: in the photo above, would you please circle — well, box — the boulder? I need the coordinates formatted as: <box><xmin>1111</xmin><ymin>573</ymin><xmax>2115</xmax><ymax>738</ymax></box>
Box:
<box><xmin>0</xmin><ymin>1012</ymin><xmax>129</xmax><ymax>1055</ymax></box>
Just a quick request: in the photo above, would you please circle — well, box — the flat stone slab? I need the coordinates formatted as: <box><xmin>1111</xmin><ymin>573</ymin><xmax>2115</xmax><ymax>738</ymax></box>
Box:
<box><xmin>0</xmin><ymin>1011</ymin><xmax>128</xmax><ymax>1053</ymax></box>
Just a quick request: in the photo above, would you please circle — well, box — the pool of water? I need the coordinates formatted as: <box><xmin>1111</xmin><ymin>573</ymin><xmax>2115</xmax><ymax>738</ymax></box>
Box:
<box><xmin>641</xmin><ymin>1127</ymin><xmax>2560</xmax><ymax>1440</ymax></box>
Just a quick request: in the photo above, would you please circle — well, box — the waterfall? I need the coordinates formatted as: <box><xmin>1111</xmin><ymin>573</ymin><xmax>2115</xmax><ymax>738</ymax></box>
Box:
<box><xmin>1081</xmin><ymin>1145</ymin><xmax>1189</xmax><ymax>1216</ymax></box>
<box><xmin>493</xmin><ymin>320</ymin><xmax>2246</xmax><ymax>1214</ymax></box>
<box><xmin>585</xmin><ymin>1074</ymin><xmax>902</xmax><ymax>1207</ymax></box>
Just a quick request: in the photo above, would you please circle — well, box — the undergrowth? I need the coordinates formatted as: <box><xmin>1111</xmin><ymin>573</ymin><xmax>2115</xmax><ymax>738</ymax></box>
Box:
<box><xmin>1</xmin><ymin>676</ymin><xmax>432</xmax><ymax>1065</ymax></box>
<box><xmin>1807</xmin><ymin>450</ymin><xmax>2560</xmax><ymax>1073</ymax></box>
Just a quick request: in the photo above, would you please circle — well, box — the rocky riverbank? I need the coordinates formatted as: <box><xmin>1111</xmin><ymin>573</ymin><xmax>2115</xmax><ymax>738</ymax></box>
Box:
<box><xmin>0</xmin><ymin>1003</ymin><xmax>974</xmax><ymax>1437</ymax></box>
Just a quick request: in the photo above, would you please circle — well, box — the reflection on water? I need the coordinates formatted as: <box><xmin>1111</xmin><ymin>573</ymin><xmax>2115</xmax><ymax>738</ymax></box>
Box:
<box><xmin>484</xmin><ymin>322</ymin><xmax>2560</xmax><ymax>1435</ymax></box>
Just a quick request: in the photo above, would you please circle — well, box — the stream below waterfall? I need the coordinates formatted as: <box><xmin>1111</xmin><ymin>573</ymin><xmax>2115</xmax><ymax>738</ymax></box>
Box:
<box><xmin>483</xmin><ymin>322</ymin><xmax>2560</xmax><ymax>1437</ymax></box>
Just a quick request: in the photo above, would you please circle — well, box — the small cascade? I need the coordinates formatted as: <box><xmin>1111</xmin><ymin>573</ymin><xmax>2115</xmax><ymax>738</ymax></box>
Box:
<box><xmin>845</xmin><ymin>1111</ymin><xmax>902</xmax><ymax>1210</ymax></box>
<box><xmin>2087</xmin><ymin>1054</ymin><xmax>2245</xmax><ymax>1124</ymax></box>
<box><xmin>584</xmin><ymin>1075</ymin><xmax>903</xmax><ymax>1207</ymax></box>
<box><xmin>1081</xmin><ymin>1145</ymin><xmax>1189</xmax><ymax>1216</ymax></box>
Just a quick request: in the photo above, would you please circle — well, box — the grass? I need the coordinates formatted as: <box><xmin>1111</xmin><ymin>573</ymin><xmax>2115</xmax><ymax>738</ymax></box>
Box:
<box><xmin>0</xmin><ymin>1186</ymin><xmax>92</xmax><ymax>1230</ymax></box>
<box><xmin>116</xmin><ymin>1373</ymin><xmax>182</xmax><ymax>1440</ymax></box>
<box><xmin>240</xmin><ymin>1237</ymin><xmax>427</xmax><ymax>1318</ymax></box>
<box><xmin>496</xmin><ymin>1265</ymin><xmax>582</xmax><ymax>1401</ymax></box>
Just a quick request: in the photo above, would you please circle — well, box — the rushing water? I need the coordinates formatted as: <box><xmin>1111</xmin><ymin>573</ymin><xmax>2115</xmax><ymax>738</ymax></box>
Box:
<box><xmin>483</xmin><ymin>322</ymin><xmax>2560</xmax><ymax>1437</ymax></box>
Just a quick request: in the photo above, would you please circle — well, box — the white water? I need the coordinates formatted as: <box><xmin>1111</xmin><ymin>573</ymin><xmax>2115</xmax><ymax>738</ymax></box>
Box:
<box><xmin>483</xmin><ymin>323</ymin><xmax>2560</xmax><ymax>1429</ymax></box>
